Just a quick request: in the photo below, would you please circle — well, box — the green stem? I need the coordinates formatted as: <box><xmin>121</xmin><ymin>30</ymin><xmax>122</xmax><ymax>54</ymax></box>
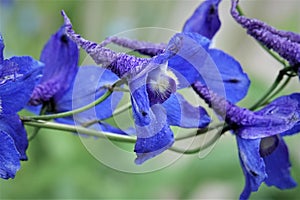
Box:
<box><xmin>249</xmin><ymin>67</ymin><xmax>293</xmax><ymax>110</ymax></box>
<box><xmin>24</xmin><ymin>120</ymin><xmax>136</xmax><ymax>143</ymax></box>
<box><xmin>28</xmin><ymin>104</ymin><xmax>49</xmax><ymax>141</ymax></box>
<box><xmin>169</xmin><ymin>131</ymin><xmax>222</xmax><ymax>154</ymax></box>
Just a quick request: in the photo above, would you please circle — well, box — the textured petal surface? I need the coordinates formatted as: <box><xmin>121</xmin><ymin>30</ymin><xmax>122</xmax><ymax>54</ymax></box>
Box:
<box><xmin>236</xmin><ymin>136</ymin><xmax>266</xmax><ymax>200</ymax></box>
<box><xmin>183</xmin><ymin>0</ymin><xmax>221</xmax><ymax>39</ymax></box>
<box><xmin>0</xmin><ymin>131</ymin><xmax>20</xmax><ymax>179</ymax></box>
<box><xmin>238</xmin><ymin>94</ymin><xmax>300</xmax><ymax>139</ymax></box>
<box><xmin>0</xmin><ymin>57</ymin><xmax>43</xmax><ymax>114</ymax></box>
<box><xmin>162</xmin><ymin>93</ymin><xmax>210</xmax><ymax>128</ymax></box>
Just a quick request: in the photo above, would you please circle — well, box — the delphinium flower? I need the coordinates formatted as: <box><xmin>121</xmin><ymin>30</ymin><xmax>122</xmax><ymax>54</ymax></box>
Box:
<box><xmin>62</xmin><ymin>11</ymin><xmax>215</xmax><ymax>164</ymax></box>
<box><xmin>192</xmin><ymin>81</ymin><xmax>299</xmax><ymax>199</ymax></box>
<box><xmin>99</xmin><ymin>0</ymin><xmax>250</xmax><ymax>104</ymax></box>
<box><xmin>231</xmin><ymin>0</ymin><xmax>300</xmax><ymax>69</ymax></box>
<box><xmin>27</xmin><ymin>26</ymin><xmax>124</xmax><ymax>133</ymax></box>
<box><xmin>0</xmin><ymin>34</ymin><xmax>43</xmax><ymax>179</ymax></box>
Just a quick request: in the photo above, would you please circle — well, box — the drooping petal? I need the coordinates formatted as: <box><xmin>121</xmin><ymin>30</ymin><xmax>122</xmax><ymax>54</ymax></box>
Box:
<box><xmin>236</xmin><ymin>136</ymin><xmax>266</xmax><ymax>200</ymax></box>
<box><xmin>162</xmin><ymin>93</ymin><xmax>210</xmax><ymax>128</ymax></box>
<box><xmin>30</xmin><ymin>25</ymin><xmax>79</xmax><ymax>105</ymax></box>
<box><xmin>0</xmin><ymin>114</ymin><xmax>28</xmax><ymax>160</ymax></box>
<box><xmin>0</xmin><ymin>131</ymin><xmax>21</xmax><ymax>179</ymax></box>
<box><xmin>0</xmin><ymin>58</ymin><xmax>43</xmax><ymax>114</ymax></box>
<box><xmin>183</xmin><ymin>0</ymin><xmax>221</xmax><ymax>39</ymax></box>
<box><xmin>134</xmin><ymin>104</ymin><xmax>174</xmax><ymax>165</ymax></box>
<box><xmin>262</xmin><ymin>136</ymin><xmax>297</xmax><ymax>189</ymax></box>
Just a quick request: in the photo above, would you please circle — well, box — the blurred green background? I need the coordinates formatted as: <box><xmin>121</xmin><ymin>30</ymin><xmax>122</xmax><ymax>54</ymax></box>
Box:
<box><xmin>1</xmin><ymin>0</ymin><xmax>300</xmax><ymax>199</ymax></box>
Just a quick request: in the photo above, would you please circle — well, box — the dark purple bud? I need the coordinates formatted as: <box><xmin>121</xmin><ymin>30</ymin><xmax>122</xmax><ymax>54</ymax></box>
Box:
<box><xmin>231</xmin><ymin>0</ymin><xmax>300</xmax><ymax>65</ymax></box>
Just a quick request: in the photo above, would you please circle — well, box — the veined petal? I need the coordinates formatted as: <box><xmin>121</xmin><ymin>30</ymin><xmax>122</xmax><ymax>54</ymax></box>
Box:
<box><xmin>162</xmin><ymin>93</ymin><xmax>210</xmax><ymax>128</ymax></box>
<box><xmin>236</xmin><ymin>136</ymin><xmax>266</xmax><ymax>200</ymax></box>
<box><xmin>0</xmin><ymin>131</ymin><xmax>21</xmax><ymax>179</ymax></box>
<box><xmin>263</xmin><ymin>136</ymin><xmax>297</xmax><ymax>189</ymax></box>
<box><xmin>239</xmin><ymin>94</ymin><xmax>300</xmax><ymax>139</ymax></box>
<box><xmin>0</xmin><ymin>114</ymin><xmax>28</xmax><ymax>160</ymax></box>
<box><xmin>134</xmin><ymin>104</ymin><xmax>174</xmax><ymax>164</ymax></box>
<box><xmin>182</xmin><ymin>0</ymin><xmax>221</xmax><ymax>39</ymax></box>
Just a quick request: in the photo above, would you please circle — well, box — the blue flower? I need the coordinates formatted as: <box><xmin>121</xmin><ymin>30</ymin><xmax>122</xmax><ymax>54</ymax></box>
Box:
<box><xmin>182</xmin><ymin>0</ymin><xmax>221</xmax><ymax>39</ymax></box>
<box><xmin>0</xmin><ymin>34</ymin><xmax>43</xmax><ymax>179</ymax></box>
<box><xmin>62</xmin><ymin>12</ymin><xmax>211</xmax><ymax>164</ymax></box>
<box><xmin>28</xmin><ymin>26</ymin><xmax>124</xmax><ymax>133</ymax></box>
<box><xmin>192</xmin><ymin>81</ymin><xmax>299</xmax><ymax>199</ymax></box>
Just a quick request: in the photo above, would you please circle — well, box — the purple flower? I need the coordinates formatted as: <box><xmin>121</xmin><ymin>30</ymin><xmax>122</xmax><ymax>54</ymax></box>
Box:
<box><xmin>231</xmin><ymin>0</ymin><xmax>300</xmax><ymax>66</ymax></box>
<box><xmin>192</xmin><ymin>81</ymin><xmax>299</xmax><ymax>199</ymax></box>
<box><xmin>62</xmin><ymin>11</ymin><xmax>211</xmax><ymax>164</ymax></box>
<box><xmin>0</xmin><ymin>34</ymin><xmax>43</xmax><ymax>179</ymax></box>
<box><xmin>183</xmin><ymin>0</ymin><xmax>221</xmax><ymax>39</ymax></box>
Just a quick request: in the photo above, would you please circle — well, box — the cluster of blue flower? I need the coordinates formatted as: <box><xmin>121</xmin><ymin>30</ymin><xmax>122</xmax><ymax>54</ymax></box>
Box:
<box><xmin>0</xmin><ymin>0</ymin><xmax>299</xmax><ymax>199</ymax></box>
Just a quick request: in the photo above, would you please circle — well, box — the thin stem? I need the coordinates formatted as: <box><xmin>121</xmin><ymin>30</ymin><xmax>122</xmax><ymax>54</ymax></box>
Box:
<box><xmin>249</xmin><ymin>66</ymin><xmax>294</xmax><ymax>110</ymax></box>
<box><xmin>169</xmin><ymin>131</ymin><xmax>222</xmax><ymax>154</ymax></box>
<box><xmin>28</xmin><ymin>104</ymin><xmax>49</xmax><ymax>141</ymax></box>
<box><xmin>23</xmin><ymin>79</ymin><xmax>125</xmax><ymax>121</ymax></box>
<box><xmin>265</xmin><ymin>76</ymin><xmax>292</xmax><ymax>102</ymax></box>
<box><xmin>24</xmin><ymin>120</ymin><xmax>136</xmax><ymax>143</ymax></box>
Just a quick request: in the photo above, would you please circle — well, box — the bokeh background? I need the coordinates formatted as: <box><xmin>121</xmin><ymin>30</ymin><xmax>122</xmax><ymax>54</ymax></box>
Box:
<box><xmin>1</xmin><ymin>0</ymin><xmax>300</xmax><ymax>199</ymax></box>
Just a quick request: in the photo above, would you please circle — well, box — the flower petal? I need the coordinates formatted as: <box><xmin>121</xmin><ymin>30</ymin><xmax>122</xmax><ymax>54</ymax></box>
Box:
<box><xmin>0</xmin><ymin>34</ymin><xmax>4</xmax><ymax>64</ymax></box>
<box><xmin>236</xmin><ymin>136</ymin><xmax>266</xmax><ymax>199</ymax></box>
<box><xmin>208</xmin><ymin>49</ymin><xmax>250</xmax><ymax>103</ymax></box>
<box><xmin>162</xmin><ymin>93</ymin><xmax>210</xmax><ymax>128</ymax></box>
<box><xmin>55</xmin><ymin>66</ymin><xmax>123</xmax><ymax>124</ymax></box>
<box><xmin>182</xmin><ymin>0</ymin><xmax>221</xmax><ymax>39</ymax></box>
<box><xmin>0</xmin><ymin>131</ymin><xmax>21</xmax><ymax>179</ymax></box>
<box><xmin>263</xmin><ymin>136</ymin><xmax>297</xmax><ymax>189</ymax></box>
<box><xmin>0</xmin><ymin>114</ymin><xmax>28</xmax><ymax>160</ymax></box>
<box><xmin>134</xmin><ymin>104</ymin><xmax>174</xmax><ymax>165</ymax></box>
<box><xmin>0</xmin><ymin>57</ymin><xmax>43</xmax><ymax>114</ymax></box>
<box><xmin>239</xmin><ymin>94</ymin><xmax>300</xmax><ymax>139</ymax></box>
<box><xmin>30</xmin><ymin>25</ymin><xmax>79</xmax><ymax>105</ymax></box>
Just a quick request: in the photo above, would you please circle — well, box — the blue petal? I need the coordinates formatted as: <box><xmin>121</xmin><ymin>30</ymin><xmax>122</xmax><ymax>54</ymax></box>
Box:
<box><xmin>0</xmin><ymin>131</ymin><xmax>21</xmax><ymax>179</ymax></box>
<box><xmin>0</xmin><ymin>114</ymin><xmax>28</xmax><ymax>160</ymax></box>
<box><xmin>55</xmin><ymin>66</ymin><xmax>123</xmax><ymax>124</ymax></box>
<box><xmin>0</xmin><ymin>34</ymin><xmax>4</xmax><ymax>64</ymax></box>
<box><xmin>239</xmin><ymin>94</ymin><xmax>300</xmax><ymax>139</ymax></box>
<box><xmin>168</xmin><ymin>33</ymin><xmax>212</xmax><ymax>89</ymax></box>
<box><xmin>0</xmin><ymin>58</ymin><xmax>43</xmax><ymax>114</ymax></box>
<box><xmin>263</xmin><ymin>136</ymin><xmax>297</xmax><ymax>189</ymax></box>
<box><xmin>208</xmin><ymin>49</ymin><xmax>250</xmax><ymax>103</ymax></box>
<box><xmin>31</xmin><ymin>25</ymin><xmax>79</xmax><ymax>104</ymax></box>
<box><xmin>182</xmin><ymin>0</ymin><xmax>221</xmax><ymax>39</ymax></box>
<box><xmin>162</xmin><ymin>93</ymin><xmax>210</xmax><ymax>128</ymax></box>
<box><xmin>236</xmin><ymin>136</ymin><xmax>266</xmax><ymax>199</ymax></box>
<box><xmin>134</xmin><ymin>104</ymin><xmax>174</xmax><ymax>164</ymax></box>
